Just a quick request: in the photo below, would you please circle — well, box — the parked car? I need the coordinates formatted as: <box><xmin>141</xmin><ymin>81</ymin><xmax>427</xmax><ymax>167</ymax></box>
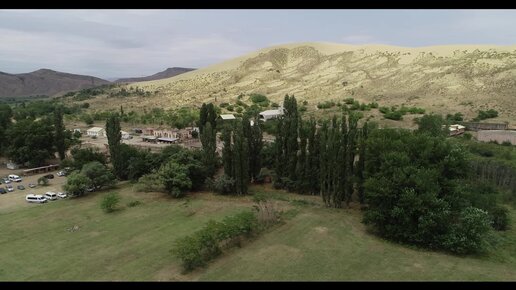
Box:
<box><xmin>17</xmin><ymin>185</ymin><xmax>25</xmax><ymax>190</ymax></box>
<box><xmin>8</xmin><ymin>174</ymin><xmax>22</xmax><ymax>182</ymax></box>
<box><xmin>0</xmin><ymin>188</ymin><xmax>6</xmax><ymax>194</ymax></box>
<box><xmin>28</xmin><ymin>183</ymin><xmax>36</xmax><ymax>188</ymax></box>
<box><xmin>3</xmin><ymin>178</ymin><xmax>11</xmax><ymax>184</ymax></box>
<box><xmin>43</xmin><ymin>174</ymin><xmax>54</xmax><ymax>179</ymax></box>
<box><xmin>26</xmin><ymin>194</ymin><xmax>47</xmax><ymax>203</ymax></box>
<box><xmin>44</xmin><ymin>192</ymin><xmax>58</xmax><ymax>201</ymax></box>
<box><xmin>57</xmin><ymin>171</ymin><xmax>66</xmax><ymax>177</ymax></box>
<box><xmin>86</xmin><ymin>187</ymin><xmax>94</xmax><ymax>192</ymax></box>
<box><xmin>6</xmin><ymin>185</ymin><xmax>14</xmax><ymax>192</ymax></box>
<box><xmin>57</xmin><ymin>192</ymin><xmax>67</xmax><ymax>199</ymax></box>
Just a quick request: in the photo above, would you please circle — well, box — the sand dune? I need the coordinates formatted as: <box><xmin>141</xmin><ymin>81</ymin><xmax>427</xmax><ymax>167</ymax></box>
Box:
<box><xmin>84</xmin><ymin>42</ymin><xmax>516</xmax><ymax>124</ymax></box>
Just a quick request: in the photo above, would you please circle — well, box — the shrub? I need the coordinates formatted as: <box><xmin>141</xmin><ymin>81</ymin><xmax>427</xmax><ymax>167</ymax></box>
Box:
<box><xmin>226</xmin><ymin>105</ymin><xmax>234</xmax><ymax>112</ymax></box>
<box><xmin>317</xmin><ymin>101</ymin><xmax>336</xmax><ymax>109</ymax></box>
<box><xmin>250</xmin><ymin>93</ymin><xmax>268</xmax><ymax>104</ymax></box>
<box><xmin>219</xmin><ymin>102</ymin><xmax>229</xmax><ymax>108</ymax></box>
<box><xmin>37</xmin><ymin>176</ymin><xmax>49</xmax><ymax>186</ymax></box>
<box><xmin>344</xmin><ymin>98</ymin><xmax>355</xmax><ymax>104</ymax></box>
<box><xmin>476</xmin><ymin>109</ymin><xmax>499</xmax><ymax>121</ymax></box>
<box><xmin>271</xmin><ymin>102</ymin><xmax>280</xmax><ymax>108</ymax></box>
<box><xmin>235</xmin><ymin>107</ymin><xmax>243</xmax><ymax>113</ymax></box>
<box><xmin>384</xmin><ymin>111</ymin><xmax>404</xmax><ymax>120</ymax></box>
<box><xmin>369</xmin><ymin>102</ymin><xmax>379</xmax><ymax>108</ymax></box>
<box><xmin>206</xmin><ymin>175</ymin><xmax>235</xmax><ymax>195</ymax></box>
<box><xmin>101</xmin><ymin>192</ymin><xmax>120</xmax><ymax>213</ymax></box>
<box><xmin>501</xmin><ymin>141</ymin><xmax>512</xmax><ymax>146</ymax></box>
<box><xmin>442</xmin><ymin>207</ymin><xmax>492</xmax><ymax>254</ymax></box>
<box><xmin>379</xmin><ymin>106</ymin><xmax>390</xmax><ymax>114</ymax></box>
<box><xmin>172</xmin><ymin>211</ymin><xmax>258</xmax><ymax>272</ymax></box>
<box><xmin>127</xmin><ymin>200</ymin><xmax>142</xmax><ymax>207</ymax></box>
<box><xmin>490</xmin><ymin>206</ymin><xmax>510</xmax><ymax>231</ymax></box>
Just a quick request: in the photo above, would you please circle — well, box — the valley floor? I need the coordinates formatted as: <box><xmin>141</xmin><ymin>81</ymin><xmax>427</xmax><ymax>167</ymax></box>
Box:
<box><xmin>0</xmin><ymin>183</ymin><xmax>515</xmax><ymax>281</ymax></box>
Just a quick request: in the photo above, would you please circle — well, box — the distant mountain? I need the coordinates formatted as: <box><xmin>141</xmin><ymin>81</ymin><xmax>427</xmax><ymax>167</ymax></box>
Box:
<box><xmin>0</xmin><ymin>69</ymin><xmax>110</xmax><ymax>98</ymax></box>
<box><xmin>115</xmin><ymin>67</ymin><xmax>195</xmax><ymax>83</ymax></box>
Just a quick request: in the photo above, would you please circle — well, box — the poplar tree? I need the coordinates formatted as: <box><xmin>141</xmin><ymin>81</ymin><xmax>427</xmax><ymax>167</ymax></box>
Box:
<box><xmin>106</xmin><ymin>114</ymin><xmax>122</xmax><ymax>178</ymax></box>
<box><xmin>200</xmin><ymin>122</ymin><xmax>217</xmax><ymax>177</ymax></box>
<box><xmin>53</xmin><ymin>105</ymin><xmax>66</xmax><ymax>160</ymax></box>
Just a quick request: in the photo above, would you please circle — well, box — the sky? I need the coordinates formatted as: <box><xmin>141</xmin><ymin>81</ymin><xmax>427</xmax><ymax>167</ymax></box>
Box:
<box><xmin>2</xmin><ymin>9</ymin><xmax>516</xmax><ymax>79</ymax></box>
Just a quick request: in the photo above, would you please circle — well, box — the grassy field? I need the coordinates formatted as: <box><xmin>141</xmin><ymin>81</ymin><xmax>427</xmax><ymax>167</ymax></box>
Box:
<box><xmin>1</xmin><ymin>182</ymin><xmax>515</xmax><ymax>281</ymax></box>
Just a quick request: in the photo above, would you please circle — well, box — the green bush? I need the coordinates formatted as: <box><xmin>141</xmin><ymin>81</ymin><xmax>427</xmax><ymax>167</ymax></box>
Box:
<box><xmin>250</xmin><ymin>94</ymin><xmax>268</xmax><ymax>104</ymax></box>
<box><xmin>379</xmin><ymin>106</ymin><xmax>390</xmax><ymax>114</ymax></box>
<box><xmin>317</xmin><ymin>101</ymin><xmax>336</xmax><ymax>109</ymax></box>
<box><xmin>442</xmin><ymin>207</ymin><xmax>492</xmax><ymax>254</ymax></box>
<box><xmin>37</xmin><ymin>176</ymin><xmax>49</xmax><ymax>186</ymax></box>
<box><xmin>101</xmin><ymin>192</ymin><xmax>120</xmax><ymax>213</ymax></box>
<box><xmin>384</xmin><ymin>111</ymin><xmax>404</xmax><ymax>120</ymax></box>
<box><xmin>226</xmin><ymin>105</ymin><xmax>234</xmax><ymax>112</ymax></box>
<box><xmin>206</xmin><ymin>175</ymin><xmax>235</xmax><ymax>195</ymax></box>
<box><xmin>369</xmin><ymin>102</ymin><xmax>379</xmax><ymax>108</ymax></box>
<box><xmin>344</xmin><ymin>98</ymin><xmax>355</xmax><ymax>104</ymax></box>
<box><xmin>127</xmin><ymin>200</ymin><xmax>142</xmax><ymax>207</ymax></box>
<box><xmin>219</xmin><ymin>102</ymin><xmax>229</xmax><ymax>108</ymax></box>
<box><xmin>475</xmin><ymin>109</ymin><xmax>499</xmax><ymax>121</ymax></box>
<box><xmin>489</xmin><ymin>206</ymin><xmax>510</xmax><ymax>231</ymax></box>
<box><xmin>172</xmin><ymin>211</ymin><xmax>258</xmax><ymax>272</ymax></box>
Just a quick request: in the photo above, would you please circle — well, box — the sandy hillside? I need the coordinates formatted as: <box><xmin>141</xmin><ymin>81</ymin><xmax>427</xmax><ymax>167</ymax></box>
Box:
<box><xmin>83</xmin><ymin>42</ymin><xmax>516</xmax><ymax>124</ymax></box>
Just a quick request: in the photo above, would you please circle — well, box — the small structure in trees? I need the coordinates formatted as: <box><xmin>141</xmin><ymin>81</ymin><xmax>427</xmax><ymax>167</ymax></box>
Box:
<box><xmin>259</xmin><ymin>108</ymin><xmax>284</xmax><ymax>121</ymax></box>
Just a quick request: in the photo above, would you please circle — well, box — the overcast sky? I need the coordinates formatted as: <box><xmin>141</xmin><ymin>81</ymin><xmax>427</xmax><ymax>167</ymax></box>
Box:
<box><xmin>2</xmin><ymin>9</ymin><xmax>516</xmax><ymax>79</ymax></box>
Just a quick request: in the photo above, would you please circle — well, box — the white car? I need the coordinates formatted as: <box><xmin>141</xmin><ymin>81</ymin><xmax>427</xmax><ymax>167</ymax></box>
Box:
<box><xmin>8</xmin><ymin>174</ymin><xmax>22</xmax><ymax>182</ymax></box>
<box><xmin>57</xmin><ymin>171</ymin><xmax>66</xmax><ymax>177</ymax></box>
<box><xmin>26</xmin><ymin>194</ymin><xmax>47</xmax><ymax>203</ymax></box>
<box><xmin>3</xmin><ymin>178</ymin><xmax>11</xmax><ymax>184</ymax></box>
<box><xmin>6</xmin><ymin>185</ymin><xmax>14</xmax><ymax>192</ymax></box>
<box><xmin>44</xmin><ymin>192</ymin><xmax>58</xmax><ymax>201</ymax></box>
<box><xmin>57</xmin><ymin>192</ymin><xmax>67</xmax><ymax>199</ymax></box>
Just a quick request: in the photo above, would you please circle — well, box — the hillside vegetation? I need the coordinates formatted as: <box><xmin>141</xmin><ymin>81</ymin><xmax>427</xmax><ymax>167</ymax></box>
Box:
<box><xmin>75</xmin><ymin>42</ymin><xmax>516</xmax><ymax>125</ymax></box>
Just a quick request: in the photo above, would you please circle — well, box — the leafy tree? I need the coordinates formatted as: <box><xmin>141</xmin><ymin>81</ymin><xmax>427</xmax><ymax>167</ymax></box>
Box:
<box><xmin>63</xmin><ymin>172</ymin><xmax>92</xmax><ymax>197</ymax></box>
<box><xmin>101</xmin><ymin>192</ymin><xmax>120</xmax><ymax>213</ymax></box>
<box><xmin>135</xmin><ymin>172</ymin><xmax>166</xmax><ymax>192</ymax></box>
<box><xmin>70</xmin><ymin>147</ymin><xmax>107</xmax><ymax>170</ymax></box>
<box><xmin>416</xmin><ymin>114</ymin><xmax>447</xmax><ymax>137</ymax></box>
<box><xmin>81</xmin><ymin>161</ymin><xmax>116</xmax><ymax>190</ymax></box>
<box><xmin>159</xmin><ymin>160</ymin><xmax>192</xmax><ymax>198</ymax></box>
<box><xmin>6</xmin><ymin>119</ymin><xmax>55</xmax><ymax>167</ymax></box>
<box><xmin>363</xmin><ymin>128</ymin><xmax>491</xmax><ymax>254</ymax></box>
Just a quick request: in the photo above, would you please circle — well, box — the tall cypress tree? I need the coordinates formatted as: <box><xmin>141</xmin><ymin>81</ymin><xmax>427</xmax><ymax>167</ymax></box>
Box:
<box><xmin>106</xmin><ymin>114</ymin><xmax>122</xmax><ymax>178</ymax></box>
<box><xmin>245</xmin><ymin>117</ymin><xmax>263</xmax><ymax>182</ymax></box>
<box><xmin>199</xmin><ymin>103</ymin><xmax>208</xmax><ymax>134</ymax></box>
<box><xmin>53</xmin><ymin>105</ymin><xmax>66</xmax><ymax>160</ymax></box>
<box><xmin>201</xmin><ymin>122</ymin><xmax>217</xmax><ymax>177</ymax></box>
<box><xmin>319</xmin><ymin>121</ymin><xmax>330</xmax><ymax>206</ymax></box>
<box><xmin>307</xmin><ymin>118</ymin><xmax>320</xmax><ymax>195</ymax></box>
<box><xmin>356</xmin><ymin>122</ymin><xmax>368</xmax><ymax>205</ymax></box>
<box><xmin>345</xmin><ymin>112</ymin><xmax>359</xmax><ymax>206</ymax></box>
<box><xmin>206</xmin><ymin>103</ymin><xmax>217</xmax><ymax>131</ymax></box>
<box><xmin>222</xmin><ymin>124</ymin><xmax>233</xmax><ymax>178</ymax></box>
<box><xmin>232</xmin><ymin>122</ymin><xmax>249</xmax><ymax>195</ymax></box>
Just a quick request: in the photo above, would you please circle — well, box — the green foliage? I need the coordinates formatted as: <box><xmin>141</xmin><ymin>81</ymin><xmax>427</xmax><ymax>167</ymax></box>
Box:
<box><xmin>317</xmin><ymin>101</ymin><xmax>336</xmax><ymax>109</ymax></box>
<box><xmin>106</xmin><ymin>114</ymin><xmax>123</xmax><ymax>179</ymax></box>
<box><xmin>5</xmin><ymin>119</ymin><xmax>55</xmax><ymax>167</ymax></box>
<box><xmin>100</xmin><ymin>192</ymin><xmax>120</xmax><ymax>213</ymax></box>
<box><xmin>369</xmin><ymin>102</ymin><xmax>379</xmax><ymax>108</ymax></box>
<box><xmin>384</xmin><ymin>110</ymin><xmax>404</xmax><ymax>120</ymax></box>
<box><xmin>442</xmin><ymin>207</ymin><xmax>492</xmax><ymax>254</ymax></box>
<box><xmin>37</xmin><ymin>176</ymin><xmax>49</xmax><ymax>186</ymax></box>
<box><xmin>171</xmin><ymin>211</ymin><xmax>258</xmax><ymax>272</ymax></box>
<box><xmin>219</xmin><ymin>102</ymin><xmax>229</xmax><ymax>108</ymax></box>
<box><xmin>70</xmin><ymin>147</ymin><xmax>107</xmax><ymax>170</ymax></box>
<box><xmin>135</xmin><ymin>172</ymin><xmax>166</xmax><ymax>193</ymax></box>
<box><xmin>474</xmin><ymin>109</ymin><xmax>499</xmax><ymax>121</ymax></box>
<box><xmin>250</xmin><ymin>93</ymin><xmax>269</xmax><ymax>107</ymax></box>
<box><xmin>81</xmin><ymin>161</ymin><xmax>116</xmax><ymax>190</ymax></box>
<box><xmin>416</xmin><ymin>114</ymin><xmax>447</xmax><ymax>137</ymax></box>
<box><xmin>363</xmin><ymin>129</ymin><xmax>492</xmax><ymax>254</ymax></box>
<box><xmin>446</xmin><ymin>112</ymin><xmax>464</xmax><ymax>123</ymax></box>
<box><xmin>82</xmin><ymin>114</ymin><xmax>94</xmax><ymax>126</ymax></box>
<box><xmin>379</xmin><ymin>106</ymin><xmax>390</xmax><ymax>114</ymax></box>
<box><xmin>63</xmin><ymin>172</ymin><xmax>92</xmax><ymax>197</ymax></box>
<box><xmin>127</xmin><ymin>200</ymin><xmax>142</xmax><ymax>207</ymax></box>
<box><xmin>206</xmin><ymin>175</ymin><xmax>235</xmax><ymax>195</ymax></box>
<box><xmin>159</xmin><ymin>160</ymin><xmax>192</xmax><ymax>198</ymax></box>
<box><xmin>200</xmin><ymin>122</ymin><xmax>218</xmax><ymax>177</ymax></box>
<box><xmin>344</xmin><ymin>98</ymin><xmax>355</xmax><ymax>105</ymax></box>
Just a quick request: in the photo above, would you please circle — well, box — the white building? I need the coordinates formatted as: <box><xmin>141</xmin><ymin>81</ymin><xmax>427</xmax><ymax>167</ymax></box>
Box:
<box><xmin>121</xmin><ymin>131</ymin><xmax>132</xmax><ymax>140</ymax></box>
<box><xmin>86</xmin><ymin>127</ymin><xmax>105</xmax><ymax>137</ymax></box>
<box><xmin>259</xmin><ymin>108</ymin><xmax>284</xmax><ymax>121</ymax></box>
<box><xmin>219</xmin><ymin>114</ymin><xmax>236</xmax><ymax>121</ymax></box>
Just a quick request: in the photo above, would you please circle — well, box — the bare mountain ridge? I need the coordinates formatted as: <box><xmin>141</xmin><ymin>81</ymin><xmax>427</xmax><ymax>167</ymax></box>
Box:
<box><xmin>0</xmin><ymin>69</ymin><xmax>110</xmax><ymax>98</ymax></box>
<box><xmin>115</xmin><ymin>67</ymin><xmax>195</xmax><ymax>83</ymax></box>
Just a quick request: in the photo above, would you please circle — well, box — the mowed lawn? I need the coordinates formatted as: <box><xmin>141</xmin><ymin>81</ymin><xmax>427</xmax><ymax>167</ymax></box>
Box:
<box><xmin>1</xmin><ymin>183</ymin><xmax>516</xmax><ymax>281</ymax></box>
<box><xmin>0</xmin><ymin>182</ymin><xmax>252</xmax><ymax>281</ymax></box>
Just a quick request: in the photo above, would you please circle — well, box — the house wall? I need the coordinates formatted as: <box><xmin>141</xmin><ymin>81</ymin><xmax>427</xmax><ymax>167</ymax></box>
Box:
<box><xmin>477</xmin><ymin>130</ymin><xmax>516</xmax><ymax>145</ymax></box>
